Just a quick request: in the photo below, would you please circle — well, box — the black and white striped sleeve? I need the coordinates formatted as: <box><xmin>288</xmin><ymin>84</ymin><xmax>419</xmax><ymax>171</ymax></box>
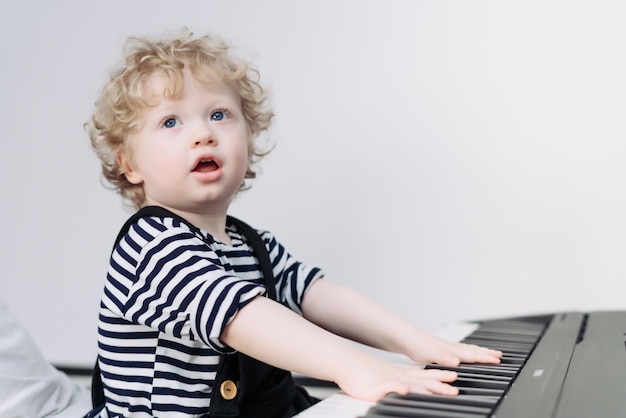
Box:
<box><xmin>110</xmin><ymin>218</ymin><xmax>266</xmax><ymax>353</ymax></box>
<box><xmin>260</xmin><ymin>230</ymin><xmax>325</xmax><ymax>315</ymax></box>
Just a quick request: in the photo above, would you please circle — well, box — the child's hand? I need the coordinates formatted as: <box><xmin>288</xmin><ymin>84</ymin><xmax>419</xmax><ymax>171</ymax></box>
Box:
<box><xmin>336</xmin><ymin>357</ymin><xmax>459</xmax><ymax>402</ymax></box>
<box><xmin>405</xmin><ymin>333</ymin><xmax>502</xmax><ymax>367</ymax></box>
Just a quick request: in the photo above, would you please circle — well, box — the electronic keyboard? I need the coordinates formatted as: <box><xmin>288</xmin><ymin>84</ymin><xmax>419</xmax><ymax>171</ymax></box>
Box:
<box><xmin>296</xmin><ymin>311</ymin><xmax>626</xmax><ymax>418</ymax></box>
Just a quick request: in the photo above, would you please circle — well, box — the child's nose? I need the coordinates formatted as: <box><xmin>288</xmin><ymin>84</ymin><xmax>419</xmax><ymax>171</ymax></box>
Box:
<box><xmin>193</xmin><ymin>135</ymin><xmax>217</xmax><ymax>146</ymax></box>
<box><xmin>192</xmin><ymin>124</ymin><xmax>217</xmax><ymax>147</ymax></box>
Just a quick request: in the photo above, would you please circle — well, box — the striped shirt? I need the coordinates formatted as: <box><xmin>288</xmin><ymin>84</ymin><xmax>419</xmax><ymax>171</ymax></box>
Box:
<box><xmin>97</xmin><ymin>215</ymin><xmax>323</xmax><ymax>417</ymax></box>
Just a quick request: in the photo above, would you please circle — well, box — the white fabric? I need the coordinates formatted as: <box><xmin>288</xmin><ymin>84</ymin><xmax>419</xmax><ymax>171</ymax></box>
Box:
<box><xmin>0</xmin><ymin>301</ymin><xmax>91</xmax><ymax>418</ymax></box>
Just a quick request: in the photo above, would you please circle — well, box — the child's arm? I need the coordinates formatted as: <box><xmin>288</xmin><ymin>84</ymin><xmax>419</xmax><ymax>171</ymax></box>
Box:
<box><xmin>220</xmin><ymin>295</ymin><xmax>460</xmax><ymax>402</ymax></box>
<box><xmin>300</xmin><ymin>279</ymin><xmax>502</xmax><ymax>367</ymax></box>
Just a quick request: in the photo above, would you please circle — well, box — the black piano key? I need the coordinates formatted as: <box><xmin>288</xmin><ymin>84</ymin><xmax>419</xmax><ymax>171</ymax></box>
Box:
<box><xmin>378</xmin><ymin>396</ymin><xmax>492</xmax><ymax>415</ymax></box>
<box><xmin>470</xmin><ymin>327</ymin><xmax>543</xmax><ymax>336</ymax></box>
<box><xmin>456</xmin><ymin>386</ymin><xmax>505</xmax><ymax>397</ymax></box>
<box><xmin>453</xmin><ymin>377</ymin><xmax>509</xmax><ymax>390</ymax></box>
<box><xmin>360</xmin><ymin>415</ymin><xmax>485</xmax><ymax>418</ymax></box>
<box><xmin>476</xmin><ymin>320</ymin><xmax>546</xmax><ymax>330</ymax></box>
<box><xmin>426</xmin><ymin>364</ymin><xmax>518</xmax><ymax>378</ymax></box>
<box><xmin>463</xmin><ymin>335</ymin><xmax>535</xmax><ymax>346</ymax></box>
<box><xmin>469</xmin><ymin>331</ymin><xmax>541</xmax><ymax>344</ymax></box>
<box><xmin>458</xmin><ymin>361</ymin><xmax>521</xmax><ymax>369</ymax></box>
<box><xmin>462</xmin><ymin>343</ymin><xmax>533</xmax><ymax>353</ymax></box>
<box><xmin>466</xmin><ymin>324</ymin><xmax>543</xmax><ymax>338</ymax></box>
<box><xmin>499</xmin><ymin>353</ymin><xmax>530</xmax><ymax>359</ymax></box>
<box><xmin>364</xmin><ymin>403</ymin><xmax>489</xmax><ymax>418</ymax></box>
<box><xmin>374</xmin><ymin>400</ymin><xmax>490</xmax><ymax>417</ymax></box>
<box><xmin>498</xmin><ymin>356</ymin><xmax>525</xmax><ymax>366</ymax></box>
<box><xmin>361</xmin><ymin>415</ymin><xmax>473</xmax><ymax>418</ymax></box>
<box><xmin>454</xmin><ymin>372</ymin><xmax>511</xmax><ymax>382</ymax></box>
<box><xmin>386</xmin><ymin>393</ymin><xmax>500</xmax><ymax>408</ymax></box>
<box><xmin>461</xmin><ymin>339</ymin><xmax>534</xmax><ymax>354</ymax></box>
<box><xmin>465</xmin><ymin>342</ymin><xmax>534</xmax><ymax>352</ymax></box>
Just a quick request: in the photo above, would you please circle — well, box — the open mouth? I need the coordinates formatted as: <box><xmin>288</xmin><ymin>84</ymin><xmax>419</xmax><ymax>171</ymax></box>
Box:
<box><xmin>194</xmin><ymin>159</ymin><xmax>219</xmax><ymax>172</ymax></box>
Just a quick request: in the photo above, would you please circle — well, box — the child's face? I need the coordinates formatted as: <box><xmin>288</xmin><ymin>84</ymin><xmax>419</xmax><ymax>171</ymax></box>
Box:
<box><xmin>122</xmin><ymin>68</ymin><xmax>250</xmax><ymax>216</ymax></box>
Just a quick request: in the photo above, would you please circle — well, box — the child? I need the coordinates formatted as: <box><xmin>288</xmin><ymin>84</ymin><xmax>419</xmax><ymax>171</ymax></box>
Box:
<box><xmin>86</xmin><ymin>28</ymin><xmax>501</xmax><ymax>417</ymax></box>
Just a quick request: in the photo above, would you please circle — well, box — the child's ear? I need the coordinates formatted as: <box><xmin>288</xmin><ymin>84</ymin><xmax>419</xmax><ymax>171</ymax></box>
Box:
<box><xmin>118</xmin><ymin>151</ymin><xmax>143</xmax><ymax>185</ymax></box>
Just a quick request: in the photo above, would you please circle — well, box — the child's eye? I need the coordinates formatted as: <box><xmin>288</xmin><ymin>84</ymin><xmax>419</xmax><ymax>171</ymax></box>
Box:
<box><xmin>162</xmin><ymin>117</ymin><xmax>181</xmax><ymax>128</ymax></box>
<box><xmin>211</xmin><ymin>110</ymin><xmax>229</xmax><ymax>121</ymax></box>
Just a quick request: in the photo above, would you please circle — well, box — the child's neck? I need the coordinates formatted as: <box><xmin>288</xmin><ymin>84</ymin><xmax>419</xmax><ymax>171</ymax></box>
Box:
<box><xmin>150</xmin><ymin>204</ymin><xmax>232</xmax><ymax>245</ymax></box>
<box><xmin>186</xmin><ymin>211</ymin><xmax>232</xmax><ymax>245</ymax></box>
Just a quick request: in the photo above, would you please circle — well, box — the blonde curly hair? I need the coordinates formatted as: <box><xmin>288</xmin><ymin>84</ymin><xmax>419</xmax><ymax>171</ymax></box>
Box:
<box><xmin>86</xmin><ymin>28</ymin><xmax>274</xmax><ymax>209</ymax></box>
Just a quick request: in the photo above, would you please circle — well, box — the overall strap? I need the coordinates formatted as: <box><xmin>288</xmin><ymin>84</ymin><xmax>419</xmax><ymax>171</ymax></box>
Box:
<box><xmin>114</xmin><ymin>206</ymin><xmax>277</xmax><ymax>299</ymax></box>
<box><xmin>226</xmin><ymin>216</ymin><xmax>277</xmax><ymax>300</ymax></box>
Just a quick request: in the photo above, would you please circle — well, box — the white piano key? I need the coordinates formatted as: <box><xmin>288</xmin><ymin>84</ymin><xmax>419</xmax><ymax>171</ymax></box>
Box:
<box><xmin>295</xmin><ymin>392</ymin><xmax>374</xmax><ymax>418</ymax></box>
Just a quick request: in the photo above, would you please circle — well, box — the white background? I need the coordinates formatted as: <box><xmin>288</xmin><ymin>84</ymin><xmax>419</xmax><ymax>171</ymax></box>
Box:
<box><xmin>1</xmin><ymin>0</ymin><xmax>625</xmax><ymax>367</ymax></box>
